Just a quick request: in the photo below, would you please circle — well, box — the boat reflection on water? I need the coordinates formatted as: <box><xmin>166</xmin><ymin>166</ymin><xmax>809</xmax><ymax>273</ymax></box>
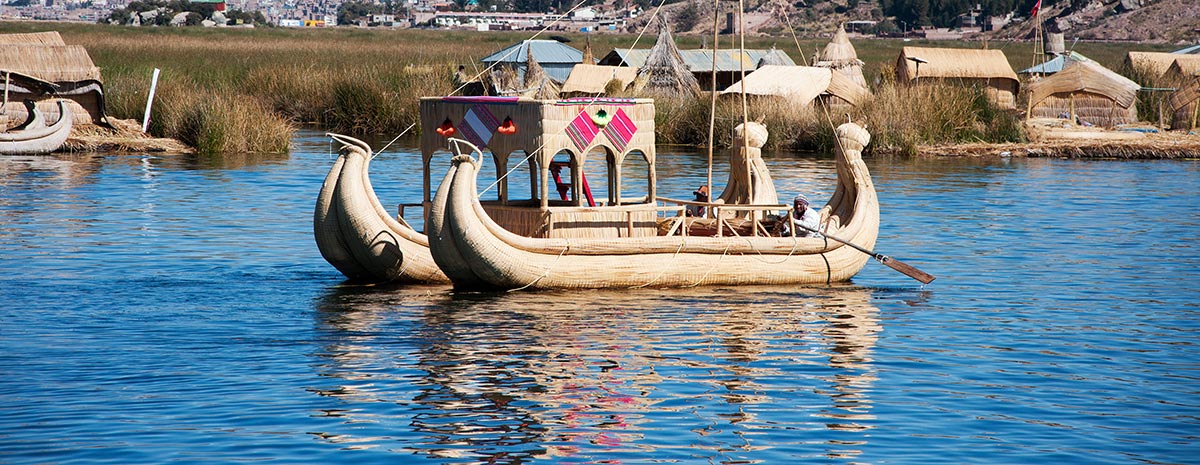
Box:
<box><xmin>311</xmin><ymin>284</ymin><xmax>881</xmax><ymax>462</ymax></box>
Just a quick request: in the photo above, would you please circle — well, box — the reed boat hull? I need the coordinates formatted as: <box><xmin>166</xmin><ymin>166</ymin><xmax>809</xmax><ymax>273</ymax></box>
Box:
<box><xmin>313</xmin><ymin>134</ymin><xmax>448</xmax><ymax>284</ymax></box>
<box><xmin>429</xmin><ymin>123</ymin><xmax>880</xmax><ymax>290</ymax></box>
<box><xmin>0</xmin><ymin>100</ymin><xmax>72</xmax><ymax>155</ymax></box>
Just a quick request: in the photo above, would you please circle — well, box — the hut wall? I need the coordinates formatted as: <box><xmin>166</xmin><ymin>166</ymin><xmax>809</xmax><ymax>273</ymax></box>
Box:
<box><xmin>1030</xmin><ymin>91</ymin><xmax>1138</xmax><ymax>127</ymax></box>
<box><xmin>1171</xmin><ymin>101</ymin><xmax>1199</xmax><ymax>130</ymax></box>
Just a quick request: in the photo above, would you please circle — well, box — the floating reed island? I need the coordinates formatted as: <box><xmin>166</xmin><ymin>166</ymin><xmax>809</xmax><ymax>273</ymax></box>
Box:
<box><xmin>3</xmin><ymin>22</ymin><xmax>1194</xmax><ymax>157</ymax></box>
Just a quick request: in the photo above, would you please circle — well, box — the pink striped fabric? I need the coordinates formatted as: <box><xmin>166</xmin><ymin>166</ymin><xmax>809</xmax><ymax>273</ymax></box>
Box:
<box><xmin>564</xmin><ymin>110</ymin><xmax>600</xmax><ymax>152</ymax></box>
<box><xmin>602</xmin><ymin>109</ymin><xmax>637</xmax><ymax>152</ymax></box>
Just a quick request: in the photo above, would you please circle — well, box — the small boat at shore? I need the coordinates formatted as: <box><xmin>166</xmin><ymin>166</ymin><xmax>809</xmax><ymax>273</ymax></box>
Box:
<box><xmin>1</xmin><ymin>99</ymin><xmax>72</xmax><ymax>155</ymax></box>
<box><xmin>428</xmin><ymin>120</ymin><xmax>880</xmax><ymax>290</ymax></box>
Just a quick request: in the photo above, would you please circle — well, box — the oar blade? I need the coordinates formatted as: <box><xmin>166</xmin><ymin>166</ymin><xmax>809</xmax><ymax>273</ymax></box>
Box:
<box><xmin>879</xmin><ymin>256</ymin><xmax>936</xmax><ymax>284</ymax></box>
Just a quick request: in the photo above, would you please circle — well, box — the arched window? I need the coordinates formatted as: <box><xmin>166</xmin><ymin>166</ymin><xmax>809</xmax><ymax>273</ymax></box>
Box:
<box><xmin>619</xmin><ymin>149</ymin><xmax>651</xmax><ymax>205</ymax></box>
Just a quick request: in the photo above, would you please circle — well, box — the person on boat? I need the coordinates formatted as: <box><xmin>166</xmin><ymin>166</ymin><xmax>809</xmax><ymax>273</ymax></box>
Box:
<box><xmin>686</xmin><ymin>185</ymin><xmax>709</xmax><ymax>217</ymax></box>
<box><xmin>783</xmin><ymin>193</ymin><xmax>822</xmax><ymax>238</ymax></box>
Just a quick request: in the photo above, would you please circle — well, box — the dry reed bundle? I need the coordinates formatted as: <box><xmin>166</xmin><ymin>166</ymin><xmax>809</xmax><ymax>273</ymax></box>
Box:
<box><xmin>0</xmin><ymin>45</ymin><xmax>100</xmax><ymax>82</ymax></box>
<box><xmin>581</xmin><ymin>35</ymin><xmax>595</xmax><ymax>64</ymax></box>
<box><xmin>631</xmin><ymin>19</ymin><xmax>701</xmax><ymax>98</ymax></box>
<box><xmin>919</xmin><ymin>133</ymin><xmax>1200</xmax><ymax>159</ymax></box>
<box><xmin>815</xmin><ymin>25</ymin><xmax>867</xmax><ymax>87</ymax></box>
<box><xmin>560</xmin><ymin>64</ymin><xmax>637</xmax><ymax>95</ymax></box>
<box><xmin>522</xmin><ymin>53</ymin><xmax>560</xmax><ymax>100</ymax></box>
<box><xmin>62</xmin><ymin>117</ymin><xmax>191</xmax><ymax>153</ymax></box>
<box><xmin>0</xmin><ymin>31</ymin><xmax>65</xmax><ymax>46</ymax></box>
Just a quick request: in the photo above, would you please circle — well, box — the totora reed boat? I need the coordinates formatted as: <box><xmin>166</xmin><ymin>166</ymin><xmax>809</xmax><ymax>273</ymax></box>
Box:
<box><xmin>315</xmin><ymin>96</ymin><xmax>884</xmax><ymax>288</ymax></box>
<box><xmin>427</xmin><ymin>114</ymin><xmax>880</xmax><ymax>290</ymax></box>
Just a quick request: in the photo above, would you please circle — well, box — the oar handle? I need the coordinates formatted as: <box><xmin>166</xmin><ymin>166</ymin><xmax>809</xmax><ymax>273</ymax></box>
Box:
<box><xmin>795</xmin><ymin>223</ymin><xmax>936</xmax><ymax>284</ymax></box>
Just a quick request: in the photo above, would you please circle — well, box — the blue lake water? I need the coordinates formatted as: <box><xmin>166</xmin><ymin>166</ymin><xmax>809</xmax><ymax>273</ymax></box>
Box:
<box><xmin>2</xmin><ymin>130</ymin><xmax>1198</xmax><ymax>464</ymax></box>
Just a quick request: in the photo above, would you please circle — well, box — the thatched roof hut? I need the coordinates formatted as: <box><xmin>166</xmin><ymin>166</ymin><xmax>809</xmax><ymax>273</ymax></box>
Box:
<box><xmin>1125</xmin><ymin>51</ymin><xmax>1183</xmax><ymax>79</ymax></box>
<box><xmin>0</xmin><ymin>32</ymin><xmax>107</xmax><ymax>126</ymax></box>
<box><xmin>630</xmin><ymin>19</ymin><xmax>701</xmax><ymax>98</ymax></box>
<box><xmin>815</xmin><ymin>24</ymin><xmax>867</xmax><ymax>88</ymax></box>
<box><xmin>0</xmin><ymin>31</ymin><xmax>66</xmax><ymax>46</ymax></box>
<box><xmin>894</xmin><ymin>46</ymin><xmax>1019</xmax><ymax>109</ymax></box>
<box><xmin>1026</xmin><ymin>57</ymin><xmax>1140</xmax><ymax>127</ymax></box>
<box><xmin>560</xmin><ymin>64</ymin><xmax>637</xmax><ymax>96</ymax></box>
<box><xmin>1163</xmin><ymin>55</ymin><xmax>1200</xmax><ymax>84</ymax></box>
<box><xmin>1167</xmin><ymin>76</ymin><xmax>1200</xmax><ymax>131</ymax></box>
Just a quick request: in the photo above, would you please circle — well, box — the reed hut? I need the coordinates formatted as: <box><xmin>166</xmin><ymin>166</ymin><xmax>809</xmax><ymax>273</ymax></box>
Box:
<box><xmin>894</xmin><ymin>46</ymin><xmax>1020</xmax><ymax>109</ymax></box>
<box><xmin>0</xmin><ymin>31</ymin><xmax>108</xmax><ymax>127</ymax></box>
<box><xmin>815</xmin><ymin>24</ymin><xmax>867</xmax><ymax>88</ymax></box>
<box><xmin>629</xmin><ymin>20</ymin><xmax>701</xmax><ymax>98</ymax></box>
<box><xmin>1167</xmin><ymin>76</ymin><xmax>1200</xmax><ymax>131</ymax></box>
<box><xmin>1163</xmin><ymin>56</ymin><xmax>1200</xmax><ymax>84</ymax></box>
<box><xmin>1124</xmin><ymin>51</ymin><xmax>1178</xmax><ymax>79</ymax></box>
<box><xmin>1026</xmin><ymin>57</ymin><xmax>1140</xmax><ymax>127</ymax></box>
<box><xmin>560</xmin><ymin>64</ymin><xmax>637</xmax><ymax>96</ymax></box>
<box><xmin>599</xmin><ymin>31</ymin><xmax>793</xmax><ymax>91</ymax></box>
<box><xmin>481</xmin><ymin>39</ymin><xmax>583</xmax><ymax>84</ymax></box>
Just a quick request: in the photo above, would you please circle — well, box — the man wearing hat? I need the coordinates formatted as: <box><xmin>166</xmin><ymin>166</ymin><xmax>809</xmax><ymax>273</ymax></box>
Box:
<box><xmin>783</xmin><ymin>193</ymin><xmax>822</xmax><ymax>238</ymax></box>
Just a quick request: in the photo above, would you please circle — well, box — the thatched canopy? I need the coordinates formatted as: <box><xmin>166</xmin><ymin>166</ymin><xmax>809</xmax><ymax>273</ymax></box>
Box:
<box><xmin>1027</xmin><ymin>58</ymin><xmax>1140</xmax><ymax>127</ymax></box>
<box><xmin>895</xmin><ymin>47</ymin><xmax>1018</xmax><ymax>82</ymax></box>
<box><xmin>521</xmin><ymin>52</ymin><xmax>560</xmax><ymax>100</ymax></box>
<box><xmin>721</xmin><ymin>66</ymin><xmax>831</xmax><ymax>104</ymax></box>
<box><xmin>1124</xmin><ymin>51</ymin><xmax>1178</xmax><ymax>78</ymax></box>
<box><xmin>816</xmin><ymin>25</ymin><xmax>867</xmax><ymax>87</ymax></box>
<box><xmin>561</xmin><ymin>64</ymin><xmax>637</xmax><ymax>95</ymax></box>
<box><xmin>721</xmin><ymin>65</ymin><xmax>870</xmax><ymax>109</ymax></box>
<box><xmin>0</xmin><ymin>45</ymin><xmax>100</xmax><ymax>82</ymax></box>
<box><xmin>0</xmin><ymin>31</ymin><xmax>66</xmax><ymax>46</ymax></box>
<box><xmin>1164</xmin><ymin>55</ymin><xmax>1200</xmax><ymax>83</ymax></box>
<box><xmin>895</xmin><ymin>46</ymin><xmax>1019</xmax><ymax>109</ymax></box>
<box><xmin>1028</xmin><ymin>58</ymin><xmax>1140</xmax><ymax>109</ymax></box>
<box><xmin>1168</xmin><ymin>76</ymin><xmax>1200</xmax><ymax>130</ymax></box>
<box><xmin>631</xmin><ymin>19</ymin><xmax>701</xmax><ymax>98</ymax></box>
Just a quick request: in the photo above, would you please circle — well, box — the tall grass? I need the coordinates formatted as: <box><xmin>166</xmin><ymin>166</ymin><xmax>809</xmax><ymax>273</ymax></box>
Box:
<box><xmin>2</xmin><ymin>22</ymin><xmax>1130</xmax><ymax>154</ymax></box>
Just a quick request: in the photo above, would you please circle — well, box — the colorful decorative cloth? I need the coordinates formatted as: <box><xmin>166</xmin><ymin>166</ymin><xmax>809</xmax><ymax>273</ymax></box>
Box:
<box><xmin>458</xmin><ymin>104</ymin><xmax>501</xmax><ymax>148</ymax></box>
<box><xmin>564</xmin><ymin>110</ymin><xmax>600</xmax><ymax>152</ymax></box>
<box><xmin>601</xmin><ymin>108</ymin><xmax>637</xmax><ymax>152</ymax></box>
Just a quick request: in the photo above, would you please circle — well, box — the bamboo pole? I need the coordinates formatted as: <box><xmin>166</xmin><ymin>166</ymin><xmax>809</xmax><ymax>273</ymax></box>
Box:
<box><xmin>706</xmin><ymin>4</ymin><xmax>719</xmax><ymax>219</ymax></box>
<box><xmin>738</xmin><ymin>0</ymin><xmax>752</xmax><ymax>218</ymax></box>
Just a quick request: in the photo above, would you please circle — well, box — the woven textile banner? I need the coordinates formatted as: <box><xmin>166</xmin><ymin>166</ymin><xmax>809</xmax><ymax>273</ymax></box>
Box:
<box><xmin>458</xmin><ymin>104</ymin><xmax>500</xmax><ymax>148</ymax></box>
<box><xmin>601</xmin><ymin>108</ymin><xmax>637</xmax><ymax>153</ymax></box>
<box><xmin>564</xmin><ymin>110</ymin><xmax>600</xmax><ymax>152</ymax></box>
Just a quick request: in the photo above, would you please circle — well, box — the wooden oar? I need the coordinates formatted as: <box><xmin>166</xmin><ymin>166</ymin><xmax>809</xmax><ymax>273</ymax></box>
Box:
<box><xmin>796</xmin><ymin>224</ymin><xmax>936</xmax><ymax>284</ymax></box>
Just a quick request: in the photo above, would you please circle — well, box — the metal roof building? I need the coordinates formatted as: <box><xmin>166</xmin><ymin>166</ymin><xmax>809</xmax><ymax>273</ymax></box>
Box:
<box><xmin>481</xmin><ymin>39</ymin><xmax>584</xmax><ymax>84</ymax></box>
<box><xmin>1020</xmin><ymin>51</ymin><xmax>1091</xmax><ymax>75</ymax></box>
<box><xmin>598</xmin><ymin>48</ymin><xmax>795</xmax><ymax>90</ymax></box>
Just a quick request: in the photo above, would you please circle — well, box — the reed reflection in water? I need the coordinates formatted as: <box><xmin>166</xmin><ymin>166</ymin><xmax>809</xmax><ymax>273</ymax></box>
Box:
<box><xmin>309</xmin><ymin>284</ymin><xmax>883</xmax><ymax>463</ymax></box>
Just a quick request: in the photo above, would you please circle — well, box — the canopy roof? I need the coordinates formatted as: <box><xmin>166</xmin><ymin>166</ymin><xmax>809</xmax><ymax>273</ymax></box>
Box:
<box><xmin>560</xmin><ymin>64</ymin><xmax>637</xmax><ymax>94</ymax></box>
<box><xmin>895</xmin><ymin>47</ymin><xmax>1018</xmax><ymax>83</ymax></box>
<box><xmin>0</xmin><ymin>44</ymin><xmax>100</xmax><ymax>82</ymax></box>
<box><xmin>721</xmin><ymin>65</ymin><xmax>870</xmax><ymax>106</ymax></box>
<box><xmin>1027</xmin><ymin>58</ymin><xmax>1140</xmax><ymax>108</ymax></box>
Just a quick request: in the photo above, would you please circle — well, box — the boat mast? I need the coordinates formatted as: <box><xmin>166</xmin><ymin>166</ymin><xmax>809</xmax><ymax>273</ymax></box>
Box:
<box><xmin>706</xmin><ymin>3</ymin><xmax>719</xmax><ymax>218</ymax></box>
<box><xmin>738</xmin><ymin>0</ymin><xmax>752</xmax><ymax>214</ymax></box>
